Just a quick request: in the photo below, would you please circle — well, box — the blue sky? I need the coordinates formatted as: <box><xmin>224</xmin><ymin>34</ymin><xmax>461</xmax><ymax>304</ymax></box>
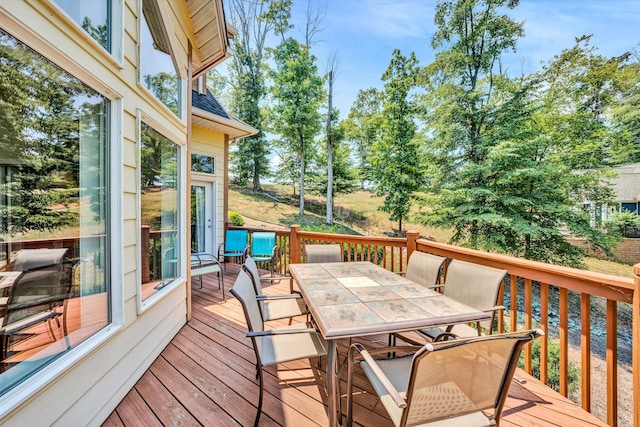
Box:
<box><xmin>277</xmin><ymin>0</ymin><xmax>640</xmax><ymax>119</ymax></box>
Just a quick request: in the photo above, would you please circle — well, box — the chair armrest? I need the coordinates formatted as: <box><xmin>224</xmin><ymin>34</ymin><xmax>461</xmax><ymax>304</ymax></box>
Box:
<box><xmin>256</xmin><ymin>294</ymin><xmax>303</xmax><ymax>301</ymax></box>
<box><xmin>247</xmin><ymin>327</ymin><xmax>317</xmax><ymax>337</ymax></box>
<box><xmin>350</xmin><ymin>343</ymin><xmax>408</xmax><ymax>409</ymax></box>
<box><xmin>484</xmin><ymin>305</ymin><xmax>505</xmax><ymax>312</ymax></box>
<box><xmin>425</xmin><ymin>283</ymin><xmax>444</xmax><ymax>290</ymax></box>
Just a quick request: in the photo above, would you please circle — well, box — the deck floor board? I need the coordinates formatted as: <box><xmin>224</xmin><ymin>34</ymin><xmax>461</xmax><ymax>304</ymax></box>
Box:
<box><xmin>105</xmin><ymin>263</ymin><xmax>608</xmax><ymax>427</ymax></box>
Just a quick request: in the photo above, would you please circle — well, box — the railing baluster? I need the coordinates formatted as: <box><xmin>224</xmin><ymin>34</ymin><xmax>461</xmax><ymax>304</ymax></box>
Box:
<box><xmin>581</xmin><ymin>293</ymin><xmax>591</xmax><ymax>412</ymax></box>
<box><xmin>559</xmin><ymin>287</ymin><xmax>569</xmax><ymax>397</ymax></box>
<box><xmin>606</xmin><ymin>299</ymin><xmax>618</xmax><ymax>426</ymax></box>
<box><xmin>510</xmin><ymin>274</ymin><xmax>518</xmax><ymax>334</ymax></box>
<box><xmin>524</xmin><ymin>278</ymin><xmax>532</xmax><ymax>373</ymax></box>
<box><xmin>540</xmin><ymin>282</ymin><xmax>549</xmax><ymax>385</ymax></box>
<box><xmin>497</xmin><ymin>284</ymin><xmax>505</xmax><ymax>334</ymax></box>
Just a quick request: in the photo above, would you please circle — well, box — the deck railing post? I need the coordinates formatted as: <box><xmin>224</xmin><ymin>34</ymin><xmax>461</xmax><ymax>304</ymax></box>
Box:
<box><xmin>406</xmin><ymin>230</ymin><xmax>419</xmax><ymax>261</ymax></box>
<box><xmin>633</xmin><ymin>263</ymin><xmax>640</xmax><ymax>427</ymax></box>
<box><xmin>290</xmin><ymin>225</ymin><xmax>301</xmax><ymax>264</ymax></box>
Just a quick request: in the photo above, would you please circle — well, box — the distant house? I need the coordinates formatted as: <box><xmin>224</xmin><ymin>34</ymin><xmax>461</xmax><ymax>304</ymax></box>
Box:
<box><xmin>0</xmin><ymin>1</ymin><xmax>255</xmax><ymax>424</ymax></box>
<box><xmin>582</xmin><ymin>162</ymin><xmax>640</xmax><ymax>225</ymax></box>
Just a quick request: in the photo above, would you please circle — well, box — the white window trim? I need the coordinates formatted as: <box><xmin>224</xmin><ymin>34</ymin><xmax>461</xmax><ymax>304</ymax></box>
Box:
<box><xmin>137</xmin><ymin>0</ymin><xmax>187</xmax><ymax>124</ymax></box>
<box><xmin>44</xmin><ymin>0</ymin><xmax>124</xmax><ymax>67</ymax></box>
<box><xmin>0</xmin><ymin>22</ymin><xmax>121</xmax><ymax>412</ymax></box>
<box><xmin>136</xmin><ymin>110</ymin><xmax>188</xmax><ymax>314</ymax></box>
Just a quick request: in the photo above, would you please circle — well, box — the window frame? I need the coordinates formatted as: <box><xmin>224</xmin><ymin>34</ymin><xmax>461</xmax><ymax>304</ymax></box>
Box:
<box><xmin>136</xmin><ymin>110</ymin><xmax>187</xmax><ymax>314</ymax></box>
<box><xmin>46</xmin><ymin>0</ymin><xmax>124</xmax><ymax>66</ymax></box>
<box><xmin>0</xmin><ymin>15</ymin><xmax>122</xmax><ymax>412</ymax></box>
<box><xmin>137</xmin><ymin>0</ymin><xmax>187</xmax><ymax>122</ymax></box>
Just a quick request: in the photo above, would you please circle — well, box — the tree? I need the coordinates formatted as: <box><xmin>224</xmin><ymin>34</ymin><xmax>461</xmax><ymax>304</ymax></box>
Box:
<box><xmin>307</xmin><ymin>112</ymin><xmax>359</xmax><ymax>203</ymax></box>
<box><xmin>417</xmin><ymin>0</ymin><xmax>616</xmax><ymax>266</ymax></box>
<box><xmin>324</xmin><ymin>53</ymin><xmax>338</xmax><ymax>225</ymax></box>
<box><xmin>371</xmin><ymin>49</ymin><xmax>423</xmax><ymax>233</ymax></box>
<box><xmin>344</xmin><ymin>88</ymin><xmax>382</xmax><ymax>189</ymax></box>
<box><xmin>269</xmin><ymin>37</ymin><xmax>325</xmax><ymax>216</ymax></box>
<box><xmin>226</xmin><ymin>0</ymin><xmax>292</xmax><ymax>191</ymax></box>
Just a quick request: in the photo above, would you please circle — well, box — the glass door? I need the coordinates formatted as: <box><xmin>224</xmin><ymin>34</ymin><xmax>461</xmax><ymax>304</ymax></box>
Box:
<box><xmin>191</xmin><ymin>181</ymin><xmax>215</xmax><ymax>254</ymax></box>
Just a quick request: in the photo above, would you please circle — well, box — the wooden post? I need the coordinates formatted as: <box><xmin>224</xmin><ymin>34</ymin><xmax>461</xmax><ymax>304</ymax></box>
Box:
<box><xmin>141</xmin><ymin>225</ymin><xmax>150</xmax><ymax>283</ymax></box>
<box><xmin>406</xmin><ymin>230</ymin><xmax>419</xmax><ymax>260</ymax></box>
<box><xmin>633</xmin><ymin>263</ymin><xmax>640</xmax><ymax>427</ymax></box>
<box><xmin>290</xmin><ymin>225</ymin><xmax>301</xmax><ymax>264</ymax></box>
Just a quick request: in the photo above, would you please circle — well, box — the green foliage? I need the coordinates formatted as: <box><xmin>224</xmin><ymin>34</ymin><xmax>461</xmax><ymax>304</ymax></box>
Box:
<box><xmin>226</xmin><ymin>0</ymin><xmax>292</xmax><ymax>191</ymax></box>
<box><xmin>269</xmin><ymin>37</ymin><xmax>325</xmax><ymax>216</ymax></box>
<box><xmin>519</xmin><ymin>338</ymin><xmax>580</xmax><ymax>393</ymax></box>
<box><xmin>606</xmin><ymin>210</ymin><xmax>640</xmax><ymax>238</ymax></box>
<box><xmin>228</xmin><ymin>211</ymin><xmax>245</xmax><ymax>226</ymax></box>
<box><xmin>143</xmin><ymin>72</ymin><xmax>179</xmax><ymax>115</ymax></box>
<box><xmin>371</xmin><ymin>49</ymin><xmax>423</xmax><ymax>232</ymax></box>
<box><xmin>344</xmin><ymin>88</ymin><xmax>383</xmax><ymax>189</ymax></box>
<box><xmin>416</xmin><ymin>0</ymin><xmax>617</xmax><ymax>267</ymax></box>
<box><xmin>0</xmin><ymin>30</ymin><xmax>100</xmax><ymax>235</ymax></box>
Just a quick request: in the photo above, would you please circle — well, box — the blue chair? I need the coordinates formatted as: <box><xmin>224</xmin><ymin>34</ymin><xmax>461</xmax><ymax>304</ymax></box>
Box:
<box><xmin>217</xmin><ymin>229</ymin><xmax>248</xmax><ymax>270</ymax></box>
<box><xmin>250</xmin><ymin>232</ymin><xmax>277</xmax><ymax>276</ymax></box>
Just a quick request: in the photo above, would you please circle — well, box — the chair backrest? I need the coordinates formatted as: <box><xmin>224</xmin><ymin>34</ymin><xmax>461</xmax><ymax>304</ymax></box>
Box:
<box><xmin>402</xmin><ymin>329</ymin><xmax>543</xmax><ymax>426</ymax></box>
<box><xmin>7</xmin><ymin>248</ymin><xmax>73</xmax><ymax>325</ymax></box>
<box><xmin>230</xmin><ymin>269</ymin><xmax>264</xmax><ymax>335</ymax></box>
<box><xmin>242</xmin><ymin>256</ymin><xmax>264</xmax><ymax>297</ymax></box>
<box><xmin>305</xmin><ymin>244</ymin><xmax>342</xmax><ymax>263</ymax></box>
<box><xmin>442</xmin><ymin>260</ymin><xmax>507</xmax><ymax>330</ymax></box>
<box><xmin>251</xmin><ymin>232</ymin><xmax>276</xmax><ymax>257</ymax></box>
<box><xmin>224</xmin><ymin>230</ymin><xmax>248</xmax><ymax>253</ymax></box>
<box><xmin>405</xmin><ymin>252</ymin><xmax>446</xmax><ymax>287</ymax></box>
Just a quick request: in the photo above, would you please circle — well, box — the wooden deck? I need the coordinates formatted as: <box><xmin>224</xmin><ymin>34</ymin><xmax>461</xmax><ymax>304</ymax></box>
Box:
<box><xmin>103</xmin><ymin>264</ymin><xmax>608</xmax><ymax>427</ymax></box>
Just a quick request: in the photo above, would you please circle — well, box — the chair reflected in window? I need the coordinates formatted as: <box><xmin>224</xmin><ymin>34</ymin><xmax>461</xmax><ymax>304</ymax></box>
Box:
<box><xmin>1</xmin><ymin>249</ymin><xmax>73</xmax><ymax>365</ymax></box>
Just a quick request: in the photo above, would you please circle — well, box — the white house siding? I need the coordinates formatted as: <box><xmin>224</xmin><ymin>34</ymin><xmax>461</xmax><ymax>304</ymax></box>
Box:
<box><xmin>0</xmin><ymin>1</ymin><xmax>202</xmax><ymax>425</ymax></box>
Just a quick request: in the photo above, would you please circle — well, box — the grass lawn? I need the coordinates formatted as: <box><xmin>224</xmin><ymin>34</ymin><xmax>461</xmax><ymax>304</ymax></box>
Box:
<box><xmin>229</xmin><ymin>184</ymin><xmax>636</xmax><ymax>278</ymax></box>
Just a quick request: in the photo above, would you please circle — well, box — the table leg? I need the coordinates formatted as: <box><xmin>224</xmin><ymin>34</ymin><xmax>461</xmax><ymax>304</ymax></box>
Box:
<box><xmin>327</xmin><ymin>339</ymin><xmax>339</xmax><ymax>427</ymax></box>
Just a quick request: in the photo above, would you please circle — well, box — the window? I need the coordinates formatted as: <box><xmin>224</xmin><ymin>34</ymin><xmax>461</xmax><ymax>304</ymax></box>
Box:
<box><xmin>191</xmin><ymin>154</ymin><xmax>215</xmax><ymax>175</ymax></box>
<box><xmin>621</xmin><ymin>202</ymin><xmax>638</xmax><ymax>214</ymax></box>
<box><xmin>140</xmin><ymin>123</ymin><xmax>180</xmax><ymax>302</ymax></box>
<box><xmin>54</xmin><ymin>0</ymin><xmax>111</xmax><ymax>51</ymax></box>
<box><xmin>0</xmin><ymin>29</ymin><xmax>110</xmax><ymax>395</ymax></box>
<box><xmin>140</xmin><ymin>0</ymin><xmax>182</xmax><ymax>118</ymax></box>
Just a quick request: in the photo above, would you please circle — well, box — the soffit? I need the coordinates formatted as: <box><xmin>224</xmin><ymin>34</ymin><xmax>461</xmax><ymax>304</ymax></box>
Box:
<box><xmin>187</xmin><ymin>0</ymin><xmax>230</xmax><ymax>77</ymax></box>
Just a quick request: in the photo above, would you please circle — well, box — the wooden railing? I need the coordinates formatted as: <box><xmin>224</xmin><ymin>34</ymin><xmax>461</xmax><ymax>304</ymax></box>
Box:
<box><xmin>232</xmin><ymin>224</ymin><xmax>639</xmax><ymax>427</ymax></box>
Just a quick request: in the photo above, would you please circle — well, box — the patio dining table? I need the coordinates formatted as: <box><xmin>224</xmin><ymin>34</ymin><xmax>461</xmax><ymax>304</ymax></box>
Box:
<box><xmin>289</xmin><ymin>261</ymin><xmax>493</xmax><ymax>427</ymax></box>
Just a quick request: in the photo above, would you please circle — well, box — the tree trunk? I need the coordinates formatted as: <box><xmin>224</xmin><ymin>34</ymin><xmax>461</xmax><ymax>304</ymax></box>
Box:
<box><xmin>326</xmin><ymin>69</ymin><xmax>334</xmax><ymax>226</ymax></box>
<box><xmin>299</xmin><ymin>153</ymin><xmax>305</xmax><ymax>216</ymax></box>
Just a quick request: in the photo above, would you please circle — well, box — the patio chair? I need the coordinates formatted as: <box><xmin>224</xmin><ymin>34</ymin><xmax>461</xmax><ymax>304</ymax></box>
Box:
<box><xmin>242</xmin><ymin>256</ymin><xmax>307</xmax><ymax>323</ymax></box>
<box><xmin>217</xmin><ymin>229</ymin><xmax>248</xmax><ymax>270</ymax></box>
<box><xmin>401</xmin><ymin>251</ymin><xmax>447</xmax><ymax>287</ymax></box>
<box><xmin>1</xmin><ymin>249</ymin><xmax>73</xmax><ymax>360</ymax></box>
<box><xmin>249</xmin><ymin>232</ymin><xmax>278</xmax><ymax>276</ymax></box>
<box><xmin>190</xmin><ymin>251</ymin><xmax>224</xmax><ymax>298</ymax></box>
<box><xmin>346</xmin><ymin>329</ymin><xmax>543</xmax><ymax>427</ymax></box>
<box><xmin>420</xmin><ymin>260</ymin><xmax>507</xmax><ymax>341</ymax></box>
<box><xmin>305</xmin><ymin>244</ymin><xmax>342</xmax><ymax>263</ymax></box>
<box><xmin>230</xmin><ymin>269</ymin><xmax>328</xmax><ymax>427</ymax></box>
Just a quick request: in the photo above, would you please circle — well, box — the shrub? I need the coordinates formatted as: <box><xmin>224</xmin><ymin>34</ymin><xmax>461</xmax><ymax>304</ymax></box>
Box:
<box><xmin>229</xmin><ymin>211</ymin><xmax>244</xmax><ymax>226</ymax></box>
<box><xmin>519</xmin><ymin>337</ymin><xmax>580</xmax><ymax>393</ymax></box>
<box><xmin>606</xmin><ymin>210</ymin><xmax>640</xmax><ymax>238</ymax></box>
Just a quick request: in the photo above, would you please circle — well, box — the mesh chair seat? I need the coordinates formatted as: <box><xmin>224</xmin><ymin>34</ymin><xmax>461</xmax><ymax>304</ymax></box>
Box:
<box><xmin>305</xmin><ymin>244</ymin><xmax>342</xmax><ymax>263</ymax></box>
<box><xmin>230</xmin><ymin>269</ymin><xmax>327</xmax><ymax>427</ymax></box>
<box><xmin>347</xmin><ymin>330</ymin><xmax>543</xmax><ymax>427</ymax></box>
<box><xmin>243</xmin><ymin>256</ymin><xmax>306</xmax><ymax>322</ymax></box>
<box><xmin>420</xmin><ymin>260</ymin><xmax>506</xmax><ymax>340</ymax></box>
<box><xmin>403</xmin><ymin>252</ymin><xmax>447</xmax><ymax>287</ymax></box>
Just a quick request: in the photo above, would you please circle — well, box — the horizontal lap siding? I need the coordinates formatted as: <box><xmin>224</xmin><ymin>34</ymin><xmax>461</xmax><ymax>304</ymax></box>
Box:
<box><xmin>0</xmin><ymin>0</ymin><xmax>196</xmax><ymax>425</ymax></box>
